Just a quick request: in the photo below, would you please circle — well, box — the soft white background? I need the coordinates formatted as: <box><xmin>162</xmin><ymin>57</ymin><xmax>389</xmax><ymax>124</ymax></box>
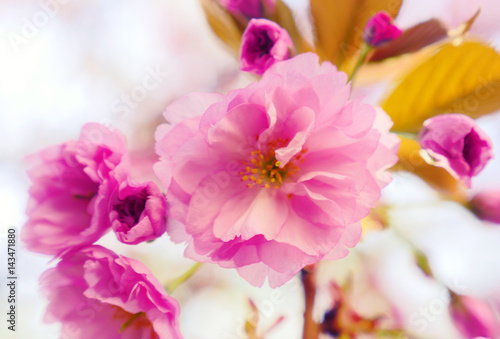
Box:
<box><xmin>1</xmin><ymin>0</ymin><xmax>500</xmax><ymax>338</ymax></box>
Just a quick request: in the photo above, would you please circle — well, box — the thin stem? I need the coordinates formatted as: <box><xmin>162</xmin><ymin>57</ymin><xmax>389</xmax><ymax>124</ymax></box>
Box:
<box><xmin>392</xmin><ymin>131</ymin><xmax>419</xmax><ymax>141</ymax></box>
<box><xmin>391</xmin><ymin>225</ymin><xmax>419</xmax><ymax>252</ymax></box>
<box><xmin>165</xmin><ymin>262</ymin><xmax>203</xmax><ymax>294</ymax></box>
<box><xmin>375</xmin><ymin>329</ymin><xmax>413</xmax><ymax>338</ymax></box>
<box><xmin>302</xmin><ymin>265</ymin><xmax>320</xmax><ymax>339</ymax></box>
<box><xmin>391</xmin><ymin>226</ymin><xmax>434</xmax><ymax>278</ymax></box>
<box><xmin>348</xmin><ymin>44</ymin><xmax>373</xmax><ymax>82</ymax></box>
<box><xmin>120</xmin><ymin>312</ymin><xmax>144</xmax><ymax>332</ymax></box>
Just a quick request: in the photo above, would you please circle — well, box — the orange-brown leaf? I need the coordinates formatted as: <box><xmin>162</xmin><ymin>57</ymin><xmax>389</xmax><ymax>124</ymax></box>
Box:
<box><xmin>392</xmin><ymin>137</ymin><xmax>467</xmax><ymax>202</ymax></box>
<box><xmin>199</xmin><ymin>0</ymin><xmax>242</xmax><ymax>54</ymax></box>
<box><xmin>370</xmin><ymin>9</ymin><xmax>480</xmax><ymax>62</ymax></box>
<box><xmin>270</xmin><ymin>0</ymin><xmax>314</xmax><ymax>54</ymax></box>
<box><xmin>310</xmin><ymin>0</ymin><xmax>402</xmax><ymax>66</ymax></box>
<box><xmin>369</xmin><ymin>19</ymin><xmax>448</xmax><ymax>62</ymax></box>
<box><xmin>381</xmin><ymin>40</ymin><xmax>500</xmax><ymax>132</ymax></box>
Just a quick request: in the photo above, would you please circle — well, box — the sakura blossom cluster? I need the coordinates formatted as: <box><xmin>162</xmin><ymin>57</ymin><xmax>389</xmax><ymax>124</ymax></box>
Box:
<box><xmin>21</xmin><ymin>2</ymin><xmax>500</xmax><ymax>338</ymax></box>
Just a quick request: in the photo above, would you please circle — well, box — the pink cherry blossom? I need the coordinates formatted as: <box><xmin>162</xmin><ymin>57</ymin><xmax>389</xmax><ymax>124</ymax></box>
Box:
<box><xmin>240</xmin><ymin>18</ymin><xmax>294</xmax><ymax>75</ymax></box>
<box><xmin>470</xmin><ymin>190</ymin><xmax>500</xmax><ymax>224</ymax></box>
<box><xmin>110</xmin><ymin>180</ymin><xmax>168</xmax><ymax>244</ymax></box>
<box><xmin>154</xmin><ymin>53</ymin><xmax>399</xmax><ymax>287</ymax></box>
<box><xmin>40</xmin><ymin>246</ymin><xmax>182</xmax><ymax>339</ymax></box>
<box><xmin>22</xmin><ymin>123</ymin><xmax>129</xmax><ymax>256</ymax></box>
<box><xmin>363</xmin><ymin>11</ymin><xmax>402</xmax><ymax>47</ymax></box>
<box><xmin>418</xmin><ymin>114</ymin><xmax>493</xmax><ymax>188</ymax></box>
<box><xmin>450</xmin><ymin>295</ymin><xmax>500</xmax><ymax>339</ymax></box>
<box><xmin>218</xmin><ymin>0</ymin><xmax>274</xmax><ymax>18</ymax></box>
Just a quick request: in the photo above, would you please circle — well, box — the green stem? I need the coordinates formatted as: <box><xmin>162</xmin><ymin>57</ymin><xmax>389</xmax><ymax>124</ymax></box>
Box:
<box><xmin>120</xmin><ymin>312</ymin><xmax>144</xmax><ymax>333</ymax></box>
<box><xmin>165</xmin><ymin>262</ymin><xmax>203</xmax><ymax>294</ymax></box>
<box><xmin>392</xmin><ymin>131</ymin><xmax>419</xmax><ymax>141</ymax></box>
<box><xmin>348</xmin><ymin>44</ymin><xmax>373</xmax><ymax>82</ymax></box>
<box><xmin>391</xmin><ymin>226</ymin><xmax>434</xmax><ymax>278</ymax></box>
<box><xmin>375</xmin><ymin>329</ymin><xmax>412</xmax><ymax>338</ymax></box>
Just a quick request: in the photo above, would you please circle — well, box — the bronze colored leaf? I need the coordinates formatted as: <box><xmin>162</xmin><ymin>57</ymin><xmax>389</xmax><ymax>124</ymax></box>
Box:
<box><xmin>199</xmin><ymin>0</ymin><xmax>242</xmax><ymax>54</ymax></box>
<box><xmin>369</xmin><ymin>19</ymin><xmax>448</xmax><ymax>62</ymax></box>
<box><xmin>392</xmin><ymin>137</ymin><xmax>467</xmax><ymax>203</ymax></box>
<box><xmin>382</xmin><ymin>40</ymin><xmax>500</xmax><ymax>133</ymax></box>
<box><xmin>270</xmin><ymin>0</ymin><xmax>314</xmax><ymax>54</ymax></box>
<box><xmin>310</xmin><ymin>0</ymin><xmax>402</xmax><ymax>66</ymax></box>
<box><xmin>370</xmin><ymin>9</ymin><xmax>480</xmax><ymax>62</ymax></box>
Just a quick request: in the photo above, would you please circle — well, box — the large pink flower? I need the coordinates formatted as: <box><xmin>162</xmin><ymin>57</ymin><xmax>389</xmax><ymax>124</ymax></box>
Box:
<box><xmin>155</xmin><ymin>53</ymin><xmax>399</xmax><ymax>287</ymax></box>
<box><xmin>40</xmin><ymin>246</ymin><xmax>182</xmax><ymax>339</ymax></box>
<box><xmin>22</xmin><ymin>123</ymin><xmax>129</xmax><ymax>256</ymax></box>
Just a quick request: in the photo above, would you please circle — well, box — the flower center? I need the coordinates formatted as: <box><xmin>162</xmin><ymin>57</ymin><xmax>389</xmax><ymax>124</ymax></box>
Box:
<box><xmin>239</xmin><ymin>137</ymin><xmax>306</xmax><ymax>189</ymax></box>
<box><xmin>113</xmin><ymin>191</ymin><xmax>148</xmax><ymax>230</ymax></box>
<box><xmin>113</xmin><ymin>307</ymin><xmax>157</xmax><ymax>337</ymax></box>
<box><xmin>256</xmin><ymin>30</ymin><xmax>274</xmax><ymax>57</ymax></box>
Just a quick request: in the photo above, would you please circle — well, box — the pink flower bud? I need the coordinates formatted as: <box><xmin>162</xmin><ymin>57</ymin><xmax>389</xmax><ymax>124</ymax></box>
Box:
<box><xmin>419</xmin><ymin>114</ymin><xmax>493</xmax><ymax>188</ymax></box>
<box><xmin>218</xmin><ymin>0</ymin><xmax>274</xmax><ymax>18</ymax></box>
<box><xmin>240</xmin><ymin>18</ymin><xmax>294</xmax><ymax>75</ymax></box>
<box><xmin>470</xmin><ymin>190</ymin><xmax>500</xmax><ymax>224</ymax></box>
<box><xmin>363</xmin><ymin>11</ymin><xmax>402</xmax><ymax>47</ymax></box>
<box><xmin>450</xmin><ymin>295</ymin><xmax>500</xmax><ymax>339</ymax></box>
<box><xmin>110</xmin><ymin>181</ymin><xmax>167</xmax><ymax>244</ymax></box>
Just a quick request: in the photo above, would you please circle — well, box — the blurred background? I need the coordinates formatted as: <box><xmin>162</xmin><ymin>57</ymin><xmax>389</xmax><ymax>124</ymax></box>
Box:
<box><xmin>1</xmin><ymin>0</ymin><xmax>500</xmax><ymax>338</ymax></box>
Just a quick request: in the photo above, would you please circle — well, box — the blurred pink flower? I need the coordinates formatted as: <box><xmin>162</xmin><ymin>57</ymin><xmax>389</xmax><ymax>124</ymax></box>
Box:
<box><xmin>419</xmin><ymin>114</ymin><xmax>493</xmax><ymax>188</ymax></box>
<box><xmin>22</xmin><ymin>123</ymin><xmax>129</xmax><ymax>256</ymax></box>
<box><xmin>218</xmin><ymin>0</ymin><xmax>274</xmax><ymax>18</ymax></box>
<box><xmin>240</xmin><ymin>18</ymin><xmax>294</xmax><ymax>75</ymax></box>
<box><xmin>470</xmin><ymin>190</ymin><xmax>500</xmax><ymax>224</ymax></box>
<box><xmin>321</xmin><ymin>282</ymin><xmax>385</xmax><ymax>337</ymax></box>
<box><xmin>363</xmin><ymin>11</ymin><xmax>402</xmax><ymax>47</ymax></box>
<box><xmin>450</xmin><ymin>295</ymin><xmax>500</xmax><ymax>339</ymax></box>
<box><xmin>110</xmin><ymin>180</ymin><xmax>168</xmax><ymax>244</ymax></box>
<box><xmin>155</xmin><ymin>53</ymin><xmax>399</xmax><ymax>287</ymax></box>
<box><xmin>40</xmin><ymin>245</ymin><xmax>182</xmax><ymax>339</ymax></box>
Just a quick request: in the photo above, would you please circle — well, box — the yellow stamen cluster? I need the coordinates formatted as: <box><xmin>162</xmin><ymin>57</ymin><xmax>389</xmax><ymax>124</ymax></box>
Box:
<box><xmin>239</xmin><ymin>137</ymin><xmax>307</xmax><ymax>189</ymax></box>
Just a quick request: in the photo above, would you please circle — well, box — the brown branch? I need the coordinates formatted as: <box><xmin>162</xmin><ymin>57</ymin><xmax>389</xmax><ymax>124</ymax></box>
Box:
<box><xmin>302</xmin><ymin>265</ymin><xmax>320</xmax><ymax>339</ymax></box>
